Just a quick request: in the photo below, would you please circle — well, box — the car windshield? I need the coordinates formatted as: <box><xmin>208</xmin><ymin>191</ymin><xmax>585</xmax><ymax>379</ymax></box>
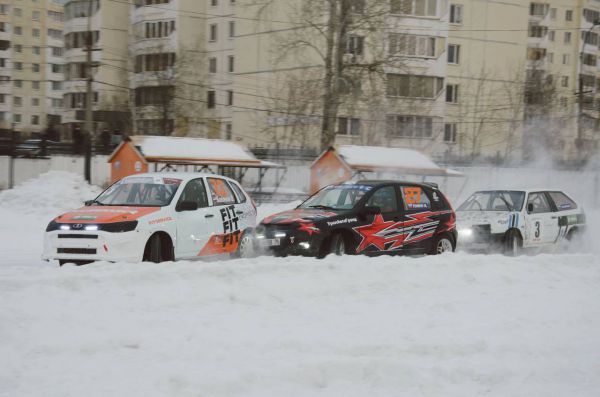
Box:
<box><xmin>458</xmin><ymin>190</ymin><xmax>525</xmax><ymax>212</ymax></box>
<box><xmin>298</xmin><ymin>184</ymin><xmax>373</xmax><ymax>210</ymax></box>
<box><xmin>95</xmin><ymin>176</ymin><xmax>182</xmax><ymax>207</ymax></box>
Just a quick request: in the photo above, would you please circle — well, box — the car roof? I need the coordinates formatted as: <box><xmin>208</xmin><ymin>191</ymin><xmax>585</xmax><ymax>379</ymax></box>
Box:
<box><xmin>353</xmin><ymin>180</ymin><xmax>439</xmax><ymax>189</ymax></box>
<box><xmin>471</xmin><ymin>188</ymin><xmax>564</xmax><ymax>193</ymax></box>
<box><xmin>123</xmin><ymin>172</ymin><xmax>237</xmax><ymax>183</ymax></box>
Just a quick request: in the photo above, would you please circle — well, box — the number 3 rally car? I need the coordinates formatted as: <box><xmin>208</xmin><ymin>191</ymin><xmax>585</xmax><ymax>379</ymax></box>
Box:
<box><xmin>42</xmin><ymin>173</ymin><xmax>257</xmax><ymax>265</ymax></box>
<box><xmin>456</xmin><ymin>189</ymin><xmax>585</xmax><ymax>255</ymax></box>
<box><xmin>255</xmin><ymin>180</ymin><xmax>457</xmax><ymax>257</ymax></box>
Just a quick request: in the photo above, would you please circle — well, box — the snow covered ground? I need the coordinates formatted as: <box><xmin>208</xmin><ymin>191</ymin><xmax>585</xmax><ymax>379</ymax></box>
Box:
<box><xmin>1</xmin><ymin>173</ymin><xmax>599</xmax><ymax>397</ymax></box>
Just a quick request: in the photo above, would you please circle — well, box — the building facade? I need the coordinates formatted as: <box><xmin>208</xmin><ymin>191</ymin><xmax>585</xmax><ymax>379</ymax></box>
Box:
<box><xmin>0</xmin><ymin>0</ymin><xmax>64</xmax><ymax>137</ymax></box>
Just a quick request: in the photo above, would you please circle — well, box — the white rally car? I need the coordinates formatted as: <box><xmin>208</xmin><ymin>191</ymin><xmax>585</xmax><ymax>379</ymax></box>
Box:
<box><xmin>456</xmin><ymin>189</ymin><xmax>585</xmax><ymax>255</ymax></box>
<box><xmin>43</xmin><ymin>173</ymin><xmax>257</xmax><ymax>265</ymax></box>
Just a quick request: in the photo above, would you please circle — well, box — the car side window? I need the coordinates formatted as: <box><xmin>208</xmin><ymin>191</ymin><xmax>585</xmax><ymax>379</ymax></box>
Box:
<box><xmin>400</xmin><ymin>186</ymin><xmax>431</xmax><ymax>211</ymax></box>
<box><xmin>527</xmin><ymin>192</ymin><xmax>551</xmax><ymax>214</ymax></box>
<box><xmin>548</xmin><ymin>191</ymin><xmax>577</xmax><ymax>211</ymax></box>
<box><xmin>228</xmin><ymin>181</ymin><xmax>247</xmax><ymax>203</ymax></box>
<box><xmin>366</xmin><ymin>186</ymin><xmax>398</xmax><ymax>213</ymax></box>
<box><xmin>177</xmin><ymin>179</ymin><xmax>209</xmax><ymax>209</ymax></box>
<box><xmin>207</xmin><ymin>177</ymin><xmax>237</xmax><ymax>206</ymax></box>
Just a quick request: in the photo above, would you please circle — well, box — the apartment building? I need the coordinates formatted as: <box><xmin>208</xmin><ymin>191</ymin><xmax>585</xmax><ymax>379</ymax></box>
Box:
<box><xmin>62</xmin><ymin>0</ymin><xmax>129</xmax><ymax>138</ymax></box>
<box><xmin>131</xmin><ymin>0</ymin><xmax>207</xmax><ymax>136</ymax></box>
<box><xmin>0</xmin><ymin>0</ymin><xmax>64</xmax><ymax>137</ymax></box>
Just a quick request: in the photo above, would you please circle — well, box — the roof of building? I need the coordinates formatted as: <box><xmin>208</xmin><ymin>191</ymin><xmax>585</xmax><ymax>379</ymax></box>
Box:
<box><xmin>109</xmin><ymin>135</ymin><xmax>284</xmax><ymax>169</ymax></box>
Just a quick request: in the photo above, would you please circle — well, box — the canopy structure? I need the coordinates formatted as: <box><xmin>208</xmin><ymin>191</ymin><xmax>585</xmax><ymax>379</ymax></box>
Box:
<box><xmin>107</xmin><ymin>136</ymin><xmax>285</xmax><ymax>191</ymax></box>
<box><xmin>310</xmin><ymin>145</ymin><xmax>461</xmax><ymax>193</ymax></box>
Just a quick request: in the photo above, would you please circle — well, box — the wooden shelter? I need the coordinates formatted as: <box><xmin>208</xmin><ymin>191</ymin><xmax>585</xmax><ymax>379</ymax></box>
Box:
<box><xmin>310</xmin><ymin>145</ymin><xmax>461</xmax><ymax>193</ymax></box>
<box><xmin>108</xmin><ymin>135</ymin><xmax>285</xmax><ymax>187</ymax></box>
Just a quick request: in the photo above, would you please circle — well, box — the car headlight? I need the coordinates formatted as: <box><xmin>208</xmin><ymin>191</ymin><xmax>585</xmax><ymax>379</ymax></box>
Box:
<box><xmin>458</xmin><ymin>228</ymin><xmax>473</xmax><ymax>237</ymax></box>
<box><xmin>46</xmin><ymin>220</ymin><xmax>61</xmax><ymax>231</ymax></box>
<box><xmin>98</xmin><ymin>221</ymin><xmax>138</xmax><ymax>233</ymax></box>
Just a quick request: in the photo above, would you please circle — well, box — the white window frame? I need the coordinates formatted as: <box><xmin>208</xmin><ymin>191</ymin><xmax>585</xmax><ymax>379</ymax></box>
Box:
<box><xmin>446</xmin><ymin>84</ymin><xmax>458</xmax><ymax>103</ymax></box>
<box><xmin>447</xmin><ymin>44</ymin><xmax>460</xmax><ymax>64</ymax></box>
<box><xmin>449</xmin><ymin>4</ymin><xmax>462</xmax><ymax>24</ymax></box>
<box><xmin>444</xmin><ymin>123</ymin><xmax>457</xmax><ymax>143</ymax></box>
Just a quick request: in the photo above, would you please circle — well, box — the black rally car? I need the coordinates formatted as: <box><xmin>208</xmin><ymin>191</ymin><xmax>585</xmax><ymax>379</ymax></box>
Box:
<box><xmin>255</xmin><ymin>180</ymin><xmax>457</xmax><ymax>257</ymax></box>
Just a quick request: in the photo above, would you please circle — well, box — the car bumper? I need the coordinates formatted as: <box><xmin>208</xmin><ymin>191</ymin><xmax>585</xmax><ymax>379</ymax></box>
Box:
<box><xmin>42</xmin><ymin>229</ymin><xmax>149</xmax><ymax>263</ymax></box>
<box><xmin>255</xmin><ymin>227</ymin><xmax>323</xmax><ymax>257</ymax></box>
<box><xmin>457</xmin><ymin>225</ymin><xmax>504</xmax><ymax>251</ymax></box>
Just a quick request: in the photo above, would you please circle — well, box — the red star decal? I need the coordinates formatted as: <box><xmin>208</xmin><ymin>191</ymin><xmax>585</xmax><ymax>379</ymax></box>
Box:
<box><xmin>353</xmin><ymin>214</ymin><xmax>397</xmax><ymax>252</ymax></box>
<box><xmin>298</xmin><ymin>222</ymin><xmax>320</xmax><ymax>235</ymax></box>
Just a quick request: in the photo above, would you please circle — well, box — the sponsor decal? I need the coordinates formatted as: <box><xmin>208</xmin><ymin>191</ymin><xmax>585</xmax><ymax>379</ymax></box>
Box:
<box><xmin>148</xmin><ymin>216</ymin><xmax>173</xmax><ymax>225</ymax></box>
<box><xmin>298</xmin><ymin>222</ymin><xmax>321</xmax><ymax>235</ymax></box>
<box><xmin>432</xmin><ymin>192</ymin><xmax>440</xmax><ymax>202</ymax></box>
<box><xmin>559</xmin><ymin>203</ymin><xmax>573</xmax><ymax>209</ymax></box>
<box><xmin>326</xmin><ymin>218</ymin><xmax>358</xmax><ymax>227</ymax></box>
<box><xmin>73</xmin><ymin>215</ymin><xmax>97</xmax><ymax>220</ymax></box>
<box><xmin>336</xmin><ymin>184</ymin><xmax>373</xmax><ymax>191</ymax></box>
<box><xmin>208</xmin><ymin>178</ymin><xmax>236</xmax><ymax>204</ymax></box>
<box><xmin>407</xmin><ymin>203</ymin><xmax>428</xmax><ymax>210</ymax></box>
<box><xmin>353</xmin><ymin>211</ymin><xmax>451</xmax><ymax>253</ymax></box>
<box><xmin>262</xmin><ymin>209</ymin><xmax>337</xmax><ymax>225</ymax></box>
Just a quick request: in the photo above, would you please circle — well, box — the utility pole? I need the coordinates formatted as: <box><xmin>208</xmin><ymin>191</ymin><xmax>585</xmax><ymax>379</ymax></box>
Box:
<box><xmin>83</xmin><ymin>0</ymin><xmax>94</xmax><ymax>183</ymax></box>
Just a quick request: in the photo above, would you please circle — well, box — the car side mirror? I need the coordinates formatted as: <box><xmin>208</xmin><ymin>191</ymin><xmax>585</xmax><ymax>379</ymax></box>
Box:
<box><xmin>176</xmin><ymin>201</ymin><xmax>198</xmax><ymax>212</ymax></box>
<box><xmin>360</xmin><ymin>206</ymin><xmax>381</xmax><ymax>218</ymax></box>
<box><xmin>527</xmin><ymin>203</ymin><xmax>534</xmax><ymax>213</ymax></box>
<box><xmin>84</xmin><ymin>200</ymin><xmax>94</xmax><ymax>206</ymax></box>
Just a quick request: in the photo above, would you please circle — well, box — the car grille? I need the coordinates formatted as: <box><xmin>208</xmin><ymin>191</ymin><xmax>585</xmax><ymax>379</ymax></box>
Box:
<box><xmin>57</xmin><ymin>248</ymin><xmax>97</xmax><ymax>255</ymax></box>
<box><xmin>58</xmin><ymin>234</ymin><xmax>98</xmax><ymax>239</ymax></box>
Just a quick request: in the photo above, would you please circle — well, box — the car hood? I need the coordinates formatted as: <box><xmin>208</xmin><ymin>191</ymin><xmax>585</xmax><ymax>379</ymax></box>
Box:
<box><xmin>55</xmin><ymin>206</ymin><xmax>161</xmax><ymax>224</ymax></box>
<box><xmin>457</xmin><ymin>211</ymin><xmax>513</xmax><ymax>226</ymax></box>
<box><xmin>261</xmin><ymin>208</ymin><xmax>341</xmax><ymax>225</ymax></box>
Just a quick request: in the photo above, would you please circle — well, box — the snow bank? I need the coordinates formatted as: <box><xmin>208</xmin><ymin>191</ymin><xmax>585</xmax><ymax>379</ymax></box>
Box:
<box><xmin>0</xmin><ymin>171</ymin><xmax>101</xmax><ymax>217</ymax></box>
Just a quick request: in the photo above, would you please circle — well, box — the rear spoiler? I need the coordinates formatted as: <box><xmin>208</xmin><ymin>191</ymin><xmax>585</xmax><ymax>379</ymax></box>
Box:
<box><xmin>423</xmin><ymin>182</ymin><xmax>439</xmax><ymax>189</ymax></box>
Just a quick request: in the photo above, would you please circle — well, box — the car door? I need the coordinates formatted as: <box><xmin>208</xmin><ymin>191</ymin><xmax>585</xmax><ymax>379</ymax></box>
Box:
<box><xmin>175</xmin><ymin>178</ymin><xmax>221</xmax><ymax>259</ymax></box>
<box><xmin>525</xmin><ymin>191</ymin><xmax>559</xmax><ymax>246</ymax></box>
<box><xmin>354</xmin><ymin>185</ymin><xmax>404</xmax><ymax>255</ymax></box>
<box><xmin>202</xmin><ymin>177</ymin><xmax>244</xmax><ymax>255</ymax></box>
<box><xmin>399</xmin><ymin>185</ymin><xmax>439</xmax><ymax>253</ymax></box>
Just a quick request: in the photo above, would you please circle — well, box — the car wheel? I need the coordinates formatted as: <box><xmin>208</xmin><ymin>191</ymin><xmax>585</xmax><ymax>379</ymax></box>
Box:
<box><xmin>234</xmin><ymin>232</ymin><xmax>255</xmax><ymax>259</ymax></box>
<box><xmin>144</xmin><ymin>233</ymin><xmax>163</xmax><ymax>263</ymax></box>
<box><xmin>504</xmin><ymin>229</ymin><xmax>521</xmax><ymax>256</ymax></box>
<box><xmin>431</xmin><ymin>234</ymin><xmax>454</xmax><ymax>255</ymax></box>
<box><xmin>329</xmin><ymin>233</ymin><xmax>347</xmax><ymax>256</ymax></box>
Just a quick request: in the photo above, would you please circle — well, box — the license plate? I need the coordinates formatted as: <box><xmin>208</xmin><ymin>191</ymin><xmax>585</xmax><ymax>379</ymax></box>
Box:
<box><xmin>261</xmin><ymin>238</ymin><xmax>281</xmax><ymax>247</ymax></box>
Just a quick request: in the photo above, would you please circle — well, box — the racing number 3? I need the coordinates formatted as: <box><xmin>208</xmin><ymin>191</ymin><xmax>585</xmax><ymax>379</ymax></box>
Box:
<box><xmin>534</xmin><ymin>221</ymin><xmax>540</xmax><ymax>238</ymax></box>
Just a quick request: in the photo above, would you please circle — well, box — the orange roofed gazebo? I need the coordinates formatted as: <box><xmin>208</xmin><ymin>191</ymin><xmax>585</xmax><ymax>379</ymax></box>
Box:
<box><xmin>108</xmin><ymin>135</ymin><xmax>284</xmax><ymax>184</ymax></box>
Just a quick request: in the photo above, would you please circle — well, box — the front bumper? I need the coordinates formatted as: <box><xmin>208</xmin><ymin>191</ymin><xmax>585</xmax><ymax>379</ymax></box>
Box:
<box><xmin>42</xmin><ymin>229</ymin><xmax>149</xmax><ymax>263</ymax></box>
<box><xmin>457</xmin><ymin>224</ymin><xmax>504</xmax><ymax>251</ymax></box>
<box><xmin>255</xmin><ymin>225</ymin><xmax>323</xmax><ymax>256</ymax></box>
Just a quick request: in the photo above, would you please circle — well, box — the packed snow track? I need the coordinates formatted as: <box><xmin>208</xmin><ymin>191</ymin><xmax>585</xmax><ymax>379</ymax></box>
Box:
<box><xmin>1</xmin><ymin>172</ymin><xmax>599</xmax><ymax>397</ymax></box>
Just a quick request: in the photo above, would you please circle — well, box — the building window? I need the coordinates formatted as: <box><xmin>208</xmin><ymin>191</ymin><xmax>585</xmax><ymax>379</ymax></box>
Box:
<box><xmin>32</xmin><ymin>11</ymin><xmax>40</xmax><ymax>20</ymax></box>
<box><xmin>386</xmin><ymin>74</ymin><xmax>444</xmax><ymax>98</ymax></box>
<box><xmin>209</xmin><ymin>24</ymin><xmax>217</xmax><ymax>42</ymax></box>
<box><xmin>0</xmin><ymin>5</ymin><xmax>9</xmax><ymax>15</ymax></box>
<box><xmin>227</xmin><ymin>90</ymin><xmax>233</xmax><ymax>106</ymax></box>
<box><xmin>229</xmin><ymin>21</ymin><xmax>235</xmax><ymax>38</ymax></box>
<box><xmin>345</xmin><ymin>35</ymin><xmax>364</xmax><ymax>55</ymax></box>
<box><xmin>134</xmin><ymin>86</ymin><xmax>174</xmax><ymax>106</ymax></box>
<box><xmin>0</xmin><ymin>22</ymin><xmax>5</xmax><ymax>32</ymax></box>
<box><xmin>143</xmin><ymin>20</ymin><xmax>175</xmax><ymax>39</ymax></box>
<box><xmin>211</xmin><ymin>0</ymin><xmax>218</xmax><ymax>5</ymax></box>
<box><xmin>52</xmin><ymin>47</ymin><xmax>63</xmax><ymax>56</ymax></box>
<box><xmin>338</xmin><ymin>117</ymin><xmax>361</xmax><ymax>136</ymax></box>
<box><xmin>14</xmin><ymin>26</ymin><xmax>22</xmax><ymax>35</ymax></box>
<box><xmin>14</xmin><ymin>114</ymin><xmax>21</xmax><ymax>123</ymax></box>
<box><xmin>446</xmin><ymin>84</ymin><xmax>458</xmax><ymax>103</ymax></box>
<box><xmin>386</xmin><ymin>115</ymin><xmax>434</xmax><ymax>138</ymax></box>
<box><xmin>32</xmin><ymin>46</ymin><xmax>40</xmax><ymax>55</ymax></box>
<box><xmin>449</xmin><ymin>4</ymin><xmax>462</xmax><ymax>23</ymax></box>
<box><xmin>207</xmin><ymin>90</ymin><xmax>216</xmax><ymax>108</ymax></box>
<box><xmin>14</xmin><ymin>8</ymin><xmax>22</xmax><ymax>17</ymax></box>
<box><xmin>32</xmin><ymin>28</ymin><xmax>40</xmax><ymax>38</ymax></box>
<box><xmin>547</xmin><ymin>52</ymin><xmax>553</xmax><ymax>63</ymax></box>
<box><xmin>48</xmin><ymin>10</ymin><xmax>64</xmax><ymax>22</ymax></box>
<box><xmin>447</xmin><ymin>44</ymin><xmax>460</xmax><ymax>64</ymax></box>
<box><xmin>209</xmin><ymin>57</ymin><xmax>217</xmax><ymax>73</ymax></box>
<box><xmin>528</xmin><ymin>24</ymin><xmax>547</xmax><ymax>38</ymax></box>
<box><xmin>561</xmin><ymin>76</ymin><xmax>569</xmax><ymax>87</ymax></box>
<box><xmin>526</xmin><ymin>47</ymin><xmax>546</xmax><ymax>60</ymax></box>
<box><xmin>565</xmin><ymin>10</ymin><xmax>572</xmax><ymax>21</ymax></box>
<box><xmin>390</xmin><ymin>0</ymin><xmax>437</xmax><ymax>17</ymax></box>
<box><xmin>444</xmin><ymin>123</ymin><xmax>457</xmax><ymax>143</ymax></box>
<box><xmin>228</xmin><ymin>55</ymin><xmax>234</xmax><ymax>72</ymax></box>
<box><xmin>583</xmin><ymin>53</ymin><xmax>596</xmax><ymax>66</ymax></box>
<box><xmin>14</xmin><ymin>97</ymin><xmax>22</xmax><ymax>107</ymax></box>
<box><xmin>48</xmin><ymin>29</ymin><xmax>63</xmax><ymax>40</ymax></box>
<box><xmin>51</xmin><ymin>98</ymin><xmax>63</xmax><ymax>108</ymax></box>
<box><xmin>32</xmin><ymin>63</ymin><xmax>40</xmax><ymax>73</ymax></box>
<box><xmin>549</xmin><ymin>7</ymin><xmax>556</xmax><ymax>19</ymax></box>
<box><xmin>0</xmin><ymin>59</ymin><xmax>4</xmax><ymax>67</ymax></box>
<box><xmin>134</xmin><ymin>53</ymin><xmax>176</xmax><ymax>73</ymax></box>
<box><xmin>560</xmin><ymin>97</ymin><xmax>567</xmax><ymax>107</ymax></box>
<box><xmin>225</xmin><ymin>123</ymin><xmax>232</xmax><ymax>140</ymax></box>
<box><xmin>14</xmin><ymin>45</ymin><xmax>22</xmax><ymax>53</ymax></box>
<box><xmin>564</xmin><ymin>32</ymin><xmax>571</xmax><ymax>44</ymax></box>
<box><xmin>14</xmin><ymin>80</ymin><xmax>22</xmax><ymax>88</ymax></box>
<box><xmin>32</xmin><ymin>81</ymin><xmax>40</xmax><ymax>90</ymax></box>
<box><xmin>32</xmin><ymin>115</ymin><xmax>40</xmax><ymax>125</ymax></box>
<box><xmin>52</xmin><ymin>64</ymin><xmax>62</xmax><ymax>73</ymax></box>
<box><xmin>15</xmin><ymin>62</ymin><xmax>22</xmax><ymax>71</ymax></box>
<box><xmin>389</xmin><ymin>34</ymin><xmax>436</xmax><ymax>58</ymax></box>
<box><xmin>0</xmin><ymin>94</ymin><xmax>4</xmax><ymax>103</ymax></box>
<box><xmin>66</xmin><ymin>0</ymin><xmax>100</xmax><ymax>19</ymax></box>
<box><xmin>562</xmin><ymin>54</ymin><xmax>569</xmax><ymax>65</ymax></box>
<box><xmin>52</xmin><ymin>81</ymin><xmax>62</xmax><ymax>90</ymax></box>
<box><xmin>529</xmin><ymin>3</ymin><xmax>548</xmax><ymax>16</ymax></box>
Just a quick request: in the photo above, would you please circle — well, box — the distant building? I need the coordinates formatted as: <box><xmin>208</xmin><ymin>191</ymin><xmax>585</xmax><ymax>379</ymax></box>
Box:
<box><xmin>0</xmin><ymin>0</ymin><xmax>64</xmax><ymax>137</ymax></box>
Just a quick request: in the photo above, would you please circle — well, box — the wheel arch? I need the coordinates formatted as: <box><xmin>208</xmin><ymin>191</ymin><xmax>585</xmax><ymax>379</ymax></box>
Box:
<box><xmin>144</xmin><ymin>230</ymin><xmax>175</xmax><ymax>262</ymax></box>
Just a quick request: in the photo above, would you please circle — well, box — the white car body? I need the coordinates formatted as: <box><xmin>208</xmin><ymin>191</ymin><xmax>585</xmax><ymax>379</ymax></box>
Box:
<box><xmin>42</xmin><ymin>173</ymin><xmax>257</xmax><ymax>264</ymax></box>
<box><xmin>456</xmin><ymin>189</ymin><xmax>585</xmax><ymax>251</ymax></box>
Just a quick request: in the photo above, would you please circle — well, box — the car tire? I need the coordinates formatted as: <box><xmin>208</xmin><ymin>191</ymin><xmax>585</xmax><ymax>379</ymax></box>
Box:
<box><xmin>431</xmin><ymin>234</ymin><xmax>454</xmax><ymax>255</ymax></box>
<box><xmin>504</xmin><ymin>229</ymin><xmax>522</xmax><ymax>257</ymax></box>
<box><xmin>144</xmin><ymin>233</ymin><xmax>164</xmax><ymax>263</ymax></box>
<box><xmin>329</xmin><ymin>233</ymin><xmax>347</xmax><ymax>256</ymax></box>
<box><xmin>232</xmin><ymin>231</ymin><xmax>255</xmax><ymax>259</ymax></box>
